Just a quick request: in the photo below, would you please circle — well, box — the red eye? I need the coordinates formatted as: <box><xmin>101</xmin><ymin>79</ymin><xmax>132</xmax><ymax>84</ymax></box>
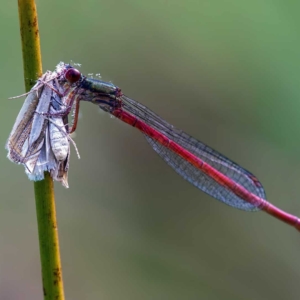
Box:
<box><xmin>65</xmin><ymin>68</ymin><xmax>81</xmax><ymax>83</ymax></box>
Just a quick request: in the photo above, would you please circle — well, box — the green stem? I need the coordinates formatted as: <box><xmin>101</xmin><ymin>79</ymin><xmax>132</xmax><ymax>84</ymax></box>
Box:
<box><xmin>18</xmin><ymin>1</ymin><xmax>65</xmax><ymax>299</ymax></box>
<box><xmin>34</xmin><ymin>173</ymin><xmax>65</xmax><ymax>299</ymax></box>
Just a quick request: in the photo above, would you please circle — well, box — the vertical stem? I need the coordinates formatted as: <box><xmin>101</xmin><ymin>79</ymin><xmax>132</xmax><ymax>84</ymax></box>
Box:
<box><xmin>18</xmin><ymin>1</ymin><xmax>65</xmax><ymax>299</ymax></box>
<box><xmin>34</xmin><ymin>173</ymin><xmax>65</xmax><ymax>299</ymax></box>
<box><xmin>18</xmin><ymin>0</ymin><xmax>42</xmax><ymax>90</ymax></box>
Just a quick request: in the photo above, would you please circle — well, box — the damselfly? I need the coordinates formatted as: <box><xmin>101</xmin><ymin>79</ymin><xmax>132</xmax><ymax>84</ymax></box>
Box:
<box><xmin>47</xmin><ymin>62</ymin><xmax>300</xmax><ymax>231</ymax></box>
<box><xmin>7</xmin><ymin>62</ymin><xmax>300</xmax><ymax>230</ymax></box>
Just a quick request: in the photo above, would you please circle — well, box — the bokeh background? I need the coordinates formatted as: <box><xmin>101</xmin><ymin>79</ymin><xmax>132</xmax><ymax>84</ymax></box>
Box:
<box><xmin>1</xmin><ymin>1</ymin><xmax>300</xmax><ymax>299</ymax></box>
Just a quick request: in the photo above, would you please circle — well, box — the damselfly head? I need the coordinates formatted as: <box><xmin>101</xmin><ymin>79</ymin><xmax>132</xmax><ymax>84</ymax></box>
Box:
<box><xmin>64</xmin><ymin>67</ymin><xmax>81</xmax><ymax>84</ymax></box>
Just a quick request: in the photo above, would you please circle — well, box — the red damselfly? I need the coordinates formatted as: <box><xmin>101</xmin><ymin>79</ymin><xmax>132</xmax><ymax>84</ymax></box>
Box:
<box><xmin>7</xmin><ymin>62</ymin><xmax>300</xmax><ymax>231</ymax></box>
<box><xmin>54</xmin><ymin>62</ymin><xmax>300</xmax><ymax>231</ymax></box>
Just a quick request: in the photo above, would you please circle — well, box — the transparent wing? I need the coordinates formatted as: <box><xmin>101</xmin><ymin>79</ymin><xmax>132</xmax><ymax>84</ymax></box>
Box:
<box><xmin>122</xmin><ymin>95</ymin><xmax>266</xmax><ymax>211</ymax></box>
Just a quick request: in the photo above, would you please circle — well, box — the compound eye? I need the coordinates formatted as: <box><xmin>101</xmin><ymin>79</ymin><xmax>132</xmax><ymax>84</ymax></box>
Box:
<box><xmin>65</xmin><ymin>68</ymin><xmax>81</xmax><ymax>83</ymax></box>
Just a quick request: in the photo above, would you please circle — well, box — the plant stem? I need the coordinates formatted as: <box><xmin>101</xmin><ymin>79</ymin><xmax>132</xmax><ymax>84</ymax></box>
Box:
<box><xmin>18</xmin><ymin>1</ymin><xmax>65</xmax><ymax>299</ymax></box>
<box><xmin>34</xmin><ymin>173</ymin><xmax>65</xmax><ymax>299</ymax></box>
<box><xmin>18</xmin><ymin>0</ymin><xmax>42</xmax><ymax>90</ymax></box>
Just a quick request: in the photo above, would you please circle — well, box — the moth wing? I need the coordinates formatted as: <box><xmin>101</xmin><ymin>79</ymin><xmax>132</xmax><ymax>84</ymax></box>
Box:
<box><xmin>6</xmin><ymin>72</ymin><xmax>52</xmax><ymax>164</ymax></box>
<box><xmin>28</xmin><ymin>80</ymin><xmax>53</xmax><ymax>146</ymax></box>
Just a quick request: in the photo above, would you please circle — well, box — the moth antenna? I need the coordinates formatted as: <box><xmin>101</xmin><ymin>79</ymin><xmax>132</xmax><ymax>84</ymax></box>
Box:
<box><xmin>9</xmin><ymin>71</ymin><xmax>61</xmax><ymax>99</ymax></box>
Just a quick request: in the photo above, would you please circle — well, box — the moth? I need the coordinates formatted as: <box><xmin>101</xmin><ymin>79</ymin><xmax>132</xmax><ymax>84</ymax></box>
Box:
<box><xmin>6</xmin><ymin>68</ymin><xmax>79</xmax><ymax>188</ymax></box>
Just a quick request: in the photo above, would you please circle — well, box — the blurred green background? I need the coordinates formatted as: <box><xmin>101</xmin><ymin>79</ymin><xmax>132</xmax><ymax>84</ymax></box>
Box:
<box><xmin>1</xmin><ymin>0</ymin><xmax>300</xmax><ymax>299</ymax></box>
